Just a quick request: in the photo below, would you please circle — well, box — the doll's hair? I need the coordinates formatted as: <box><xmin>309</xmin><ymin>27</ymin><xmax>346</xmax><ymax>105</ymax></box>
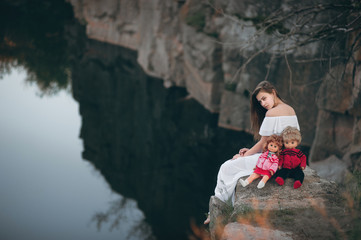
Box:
<box><xmin>281</xmin><ymin>126</ymin><xmax>302</xmax><ymax>143</ymax></box>
<box><xmin>263</xmin><ymin>134</ymin><xmax>283</xmax><ymax>156</ymax></box>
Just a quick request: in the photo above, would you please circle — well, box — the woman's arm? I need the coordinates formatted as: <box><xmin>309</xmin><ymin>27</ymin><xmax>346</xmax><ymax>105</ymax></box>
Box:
<box><xmin>242</xmin><ymin>136</ymin><xmax>268</xmax><ymax>156</ymax></box>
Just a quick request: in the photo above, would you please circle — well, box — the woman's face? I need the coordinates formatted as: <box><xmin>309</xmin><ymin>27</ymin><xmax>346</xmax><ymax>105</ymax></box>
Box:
<box><xmin>256</xmin><ymin>90</ymin><xmax>275</xmax><ymax>110</ymax></box>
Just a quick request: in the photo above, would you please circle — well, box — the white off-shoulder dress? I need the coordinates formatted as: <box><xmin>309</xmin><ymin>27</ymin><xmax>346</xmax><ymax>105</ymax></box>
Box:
<box><xmin>214</xmin><ymin>115</ymin><xmax>300</xmax><ymax>204</ymax></box>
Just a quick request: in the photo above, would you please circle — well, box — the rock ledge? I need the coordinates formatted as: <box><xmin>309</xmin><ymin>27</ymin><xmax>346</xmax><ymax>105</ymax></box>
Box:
<box><xmin>209</xmin><ymin>168</ymin><xmax>352</xmax><ymax>240</ymax></box>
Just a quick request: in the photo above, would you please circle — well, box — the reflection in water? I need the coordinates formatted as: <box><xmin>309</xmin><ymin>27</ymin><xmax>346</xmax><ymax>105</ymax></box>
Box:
<box><xmin>0</xmin><ymin>0</ymin><xmax>255</xmax><ymax>239</ymax></box>
<box><xmin>0</xmin><ymin>1</ymin><xmax>153</xmax><ymax>239</ymax></box>
<box><xmin>0</xmin><ymin>0</ymin><xmax>76</xmax><ymax>95</ymax></box>
<box><xmin>72</xmin><ymin>39</ymin><xmax>255</xmax><ymax>239</ymax></box>
<box><xmin>0</xmin><ymin>68</ymin><xmax>146</xmax><ymax>240</ymax></box>
<box><xmin>92</xmin><ymin>197</ymin><xmax>154</xmax><ymax>240</ymax></box>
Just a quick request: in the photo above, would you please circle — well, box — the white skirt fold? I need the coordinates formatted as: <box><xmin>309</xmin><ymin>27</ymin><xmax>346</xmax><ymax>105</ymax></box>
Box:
<box><xmin>214</xmin><ymin>153</ymin><xmax>261</xmax><ymax>203</ymax></box>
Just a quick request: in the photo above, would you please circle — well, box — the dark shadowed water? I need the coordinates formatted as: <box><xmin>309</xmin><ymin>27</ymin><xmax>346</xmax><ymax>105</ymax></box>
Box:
<box><xmin>0</xmin><ymin>1</ymin><xmax>255</xmax><ymax>239</ymax></box>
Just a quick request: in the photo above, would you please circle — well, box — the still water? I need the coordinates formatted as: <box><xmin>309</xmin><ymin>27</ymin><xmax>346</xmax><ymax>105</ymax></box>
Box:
<box><xmin>0</xmin><ymin>68</ymin><xmax>151</xmax><ymax>240</ymax></box>
<box><xmin>0</xmin><ymin>64</ymin><xmax>253</xmax><ymax>240</ymax></box>
<box><xmin>0</xmin><ymin>1</ymin><xmax>255</xmax><ymax>239</ymax></box>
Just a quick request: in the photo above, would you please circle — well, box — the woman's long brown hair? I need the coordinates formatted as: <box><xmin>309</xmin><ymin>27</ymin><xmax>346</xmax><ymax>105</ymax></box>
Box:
<box><xmin>250</xmin><ymin>81</ymin><xmax>284</xmax><ymax>140</ymax></box>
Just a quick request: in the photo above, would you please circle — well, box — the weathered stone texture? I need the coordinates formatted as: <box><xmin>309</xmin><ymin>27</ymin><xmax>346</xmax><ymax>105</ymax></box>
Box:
<box><xmin>310</xmin><ymin>155</ymin><xmax>350</xmax><ymax>183</ymax></box>
<box><xmin>310</xmin><ymin>62</ymin><xmax>361</xmax><ymax>166</ymax></box>
<box><xmin>68</xmin><ymin>0</ymin><xmax>361</xmax><ymax>171</ymax></box>
<box><xmin>317</xmin><ymin>64</ymin><xmax>355</xmax><ymax>114</ymax></box>
<box><xmin>182</xmin><ymin>24</ymin><xmax>224</xmax><ymax>111</ymax></box>
<box><xmin>234</xmin><ymin>168</ymin><xmax>338</xmax><ymax>211</ymax></box>
<box><xmin>137</xmin><ymin>0</ymin><xmax>185</xmax><ymax>86</ymax></box>
<box><xmin>221</xmin><ymin>222</ymin><xmax>293</xmax><ymax>240</ymax></box>
<box><xmin>218</xmin><ymin>90</ymin><xmax>250</xmax><ymax>131</ymax></box>
<box><xmin>68</xmin><ymin>0</ymin><xmax>141</xmax><ymax>50</ymax></box>
<box><xmin>309</xmin><ymin>110</ymin><xmax>354</xmax><ymax>162</ymax></box>
<box><xmin>209</xmin><ymin>168</ymin><xmax>352</xmax><ymax>240</ymax></box>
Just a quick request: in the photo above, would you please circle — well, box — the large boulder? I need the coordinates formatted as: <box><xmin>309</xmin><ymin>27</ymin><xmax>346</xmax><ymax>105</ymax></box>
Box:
<box><xmin>309</xmin><ymin>62</ymin><xmax>361</xmax><ymax>164</ymax></box>
<box><xmin>309</xmin><ymin>110</ymin><xmax>354</xmax><ymax>162</ymax></box>
<box><xmin>310</xmin><ymin>155</ymin><xmax>351</xmax><ymax>183</ymax></box>
<box><xmin>208</xmin><ymin>167</ymin><xmax>353</xmax><ymax>240</ymax></box>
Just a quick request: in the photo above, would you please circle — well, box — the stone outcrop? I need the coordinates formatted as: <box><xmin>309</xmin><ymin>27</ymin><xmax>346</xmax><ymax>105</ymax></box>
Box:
<box><xmin>208</xmin><ymin>168</ymin><xmax>353</xmax><ymax>240</ymax></box>
<box><xmin>310</xmin><ymin>51</ymin><xmax>361</xmax><ymax>166</ymax></box>
<box><xmin>67</xmin><ymin>0</ymin><xmax>361</xmax><ymax>174</ymax></box>
<box><xmin>310</xmin><ymin>155</ymin><xmax>351</xmax><ymax>183</ymax></box>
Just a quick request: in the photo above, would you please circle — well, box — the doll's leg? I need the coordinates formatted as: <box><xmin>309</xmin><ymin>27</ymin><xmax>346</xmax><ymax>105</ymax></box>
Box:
<box><xmin>247</xmin><ymin>173</ymin><xmax>261</xmax><ymax>183</ymax></box>
<box><xmin>291</xmin><ymin>167</ymin><xmax>305</xmax><ymax>189</ymax></box>
<box><xmin>257</xmin><ymin>175</ymin><xmax>270</xmax><ymax>189</ymax></box>
<box><xmin>275</xmin><ymin>168</ymin><xmax>289</xmax><ymax>186</ymax></box>
<box><xmin>240</xmin><ymin>173</ymin><xmax>260</xmax><ymax>187</ymax></box>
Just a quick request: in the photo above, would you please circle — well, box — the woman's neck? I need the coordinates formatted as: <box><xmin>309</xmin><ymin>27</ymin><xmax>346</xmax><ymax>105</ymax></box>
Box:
<box><xmin>274</xmin><ymin>98</ymin><xmax>283</xmax><ymax>107</ymax></box>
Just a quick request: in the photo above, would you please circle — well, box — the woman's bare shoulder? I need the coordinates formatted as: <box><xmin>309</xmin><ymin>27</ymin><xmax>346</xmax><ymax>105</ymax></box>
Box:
<box><xmin>266</xmin><ymin>104</ymin><xmax>296</xmax><ymax>117</ymax></box>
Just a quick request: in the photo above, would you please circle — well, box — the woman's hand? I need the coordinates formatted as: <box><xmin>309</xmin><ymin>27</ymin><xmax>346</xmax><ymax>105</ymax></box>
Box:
<box><xmin>239</xmin><ymin>148</ymin><xmax>249</xmax><ymax>156</ymax></box>
<box><xmin>232</xmin><ymin>154</ymin><xmax>241</xmax><ymax>160</ymax></box>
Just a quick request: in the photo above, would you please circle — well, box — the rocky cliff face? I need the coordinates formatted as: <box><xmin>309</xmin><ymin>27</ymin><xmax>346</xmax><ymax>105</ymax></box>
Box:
<box><xmin>67</xmin><ymin>0</ymin><xmax>361</xmax><ymax>178</ymax></box>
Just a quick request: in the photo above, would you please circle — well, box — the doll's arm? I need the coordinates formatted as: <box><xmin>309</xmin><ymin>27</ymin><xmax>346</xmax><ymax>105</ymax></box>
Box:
<box><xmin>299</xmin><ymin>151</ymin><xmax>307</xmax><ymax>170</ymax></box>
<box><xmin>269</xmin><ymin>156</ymin><xmax>279</xmax><ymax>174</ymax></box>
<box><xmin>269</xmin><ymin>159</ymin><xmax>278</xmax><ymax>175</ymax></box>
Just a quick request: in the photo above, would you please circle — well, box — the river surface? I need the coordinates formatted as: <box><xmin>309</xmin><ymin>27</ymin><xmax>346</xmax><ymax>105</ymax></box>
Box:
<box><xmin>0</xmin><ymin>1</ymin><xmax>255</xmax><ymax>239</ymax></box>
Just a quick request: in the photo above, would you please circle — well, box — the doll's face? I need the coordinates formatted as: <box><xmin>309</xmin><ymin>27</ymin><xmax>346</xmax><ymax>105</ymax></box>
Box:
<box><xmin>284</xmin><ymin>139</ymin><xmax>298</xmax><ymax>149</ymax></box>
<box><xmin>256</xmin><ymin>90</ymin><xmax>275</xmax><ymax>110</ymax></box>
<box><xmin>267</xmin><ymin>141</ymin><xmax>279</xmax><ymax>153</ymax></box>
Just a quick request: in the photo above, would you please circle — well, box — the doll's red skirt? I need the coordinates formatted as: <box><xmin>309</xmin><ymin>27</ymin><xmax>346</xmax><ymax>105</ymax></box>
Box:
<box><xmin>253</xmin><ymin>167</ymin><xmax>272</xmax><ymax>178</ymax></box>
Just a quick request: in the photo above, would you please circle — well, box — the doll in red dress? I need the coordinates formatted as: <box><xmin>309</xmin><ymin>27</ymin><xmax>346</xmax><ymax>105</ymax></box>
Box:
<box><xmin>275</xmin><ymin>126</ymin><xmax>307</xmax><ymax>189</ymax></box>
<box><xmin>240</xmin><ymin>135</ymin><xmax>283</xmax><ymax>189</ymax></box>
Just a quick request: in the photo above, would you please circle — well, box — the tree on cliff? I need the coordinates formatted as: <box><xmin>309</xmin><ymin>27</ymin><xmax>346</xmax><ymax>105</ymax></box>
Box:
<box><xmin>211</xmin><ymin>0</ymin><xmax>361</xmax><ymax>85</ymax></box>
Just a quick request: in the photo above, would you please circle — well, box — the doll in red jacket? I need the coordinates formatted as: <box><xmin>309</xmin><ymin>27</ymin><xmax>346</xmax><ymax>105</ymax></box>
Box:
<box><xmin>240</xmin><ymin>135</ymin><xmax>283</xmax><ymax>189</ymax></box>
<box><xmin>275</xmin><ymin>126</ymin><xmax>307</xmax><ymax>189</ymax></box>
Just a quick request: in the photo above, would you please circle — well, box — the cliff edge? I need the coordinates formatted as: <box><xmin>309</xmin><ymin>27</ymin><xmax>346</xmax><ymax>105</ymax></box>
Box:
<box><xmin>208</xmin><ymin>168</ymin><xmax>354</xmax><ymax>240</ymax></box>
